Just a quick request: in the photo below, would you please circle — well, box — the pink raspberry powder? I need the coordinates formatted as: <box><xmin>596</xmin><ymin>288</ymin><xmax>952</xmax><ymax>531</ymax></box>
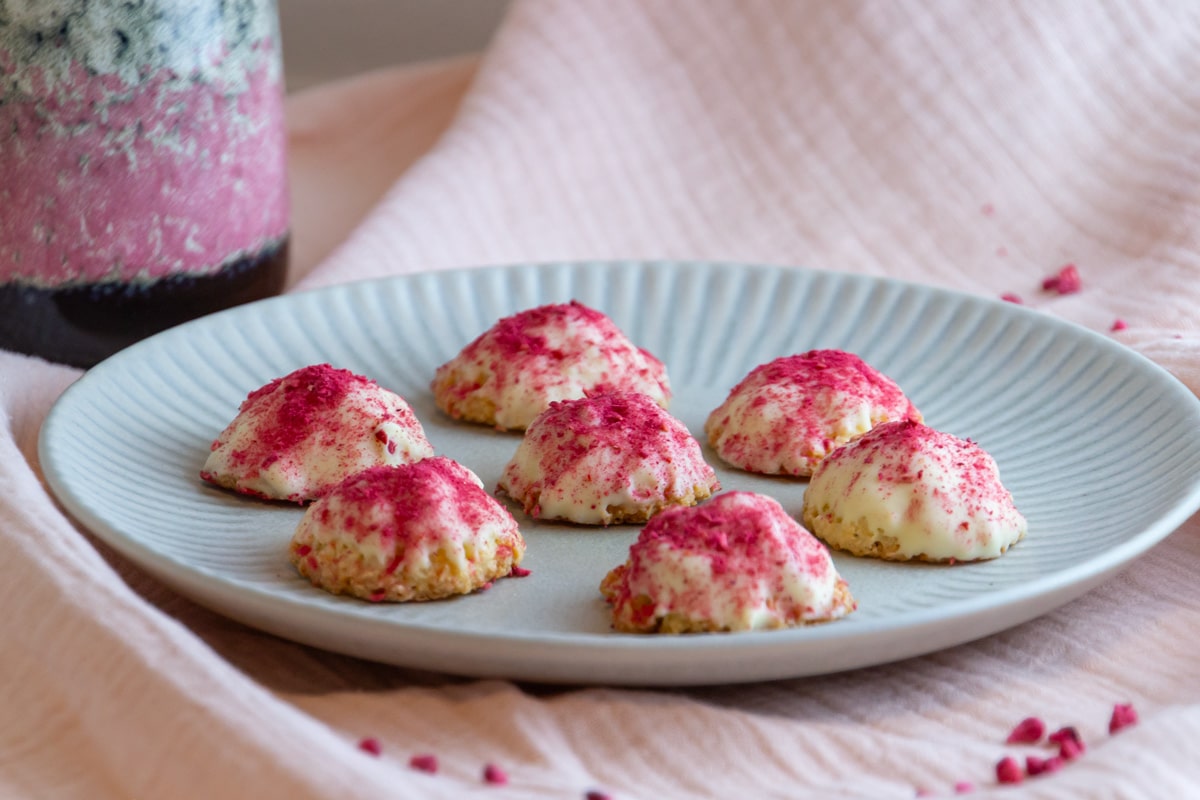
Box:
<box><xmin>483</xmin><ymin>763</ymin><xmax>509</xmax><ymax>785</ymax></box>
<box><xmin>1005</xmin><ymin>716</ymin><xmax>1045</xmax><ymax>744</ymax></box>
<box><xmin>1109</xmin><ymin>702</ymin><xmax>1139</xmax><ymax>734</ymax></box>
<box><xmin>409</xmin><ymin>753</ymin><xmax>439</xmax><ymax>774</ymax></box>
<box><xmin>953</xmin><ymin>781</ymin><xmax>975</xmax><ymax>793</ymax></box>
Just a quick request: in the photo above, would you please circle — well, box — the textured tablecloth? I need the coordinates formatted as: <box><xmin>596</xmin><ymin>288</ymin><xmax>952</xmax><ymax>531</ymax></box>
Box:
<box><xmin>4</xmin><ymin>2</ymin><xmax>1200</xmax><ymax>797</ymax></box>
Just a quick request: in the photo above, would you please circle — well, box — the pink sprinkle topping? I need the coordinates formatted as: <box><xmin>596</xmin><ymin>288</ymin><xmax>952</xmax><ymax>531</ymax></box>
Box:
<box><xmin>358</xmin><ymin>737</ymin><xmax>382</xmax><ymax>756</ymax></box>
<box><xmin>1110</xmin><ymin>318</ymin><xmax>1128</xmax><ymax>332</ymax></box>
<box><xmin>1000</xmin><ymin>293</ymin><xmax>1023</xmax><ymax>304</ymax></box>
<box><xmin>1025</xmin><ymin>755</ymin><xmax>1064</xmax><ymax>777</ymax></box>
<box><xmin>1042</xmin><ymin>264</ymin><xmax>1082</xmax><ymax>295</ymax></box>
<box><xmin>1005</xmin><ymin>716</ymin><xmax>1045</xmax><ymax>744</ymax></box>
<box><xmin>409</xmin><ymin>753</ymin><xmax>439</xmax><ymax>774</ymax></box>
<box><xmin>510</xmin><ymin>565</ymin><xmax>532</xmax><ymax>578</ymax></box>
<box><xmin>483</xmin><ymin>763</ymin><xmax>509</xmax><ymax>785</ymax></box>
<box><xmin>1048</xmin><ymin>726</ymin><xmax>1085</xmax><ymax>760</ymax></box>
<box><xmin>1109</xmin><ymin>702</ymin><xmax>1139</xmax><ymax>734</ymax></box>
<box><xmin>995</xmin><ymin>756</ymin><xmax>1023</xmax><ymax>785</ymax></box>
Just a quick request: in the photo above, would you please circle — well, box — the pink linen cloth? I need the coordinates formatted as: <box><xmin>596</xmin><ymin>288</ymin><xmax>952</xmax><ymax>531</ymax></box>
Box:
<box><xmin>4</xmin><ymin>2</ymin><xmax>1200</xmax><ymax>797</ymax></box>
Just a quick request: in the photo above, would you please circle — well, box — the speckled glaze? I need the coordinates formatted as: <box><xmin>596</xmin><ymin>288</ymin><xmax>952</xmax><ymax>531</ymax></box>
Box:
<box><xmin>0</xmin><ymin>0</ymin><xmax>288</xmax><ymax>286</ymax></box>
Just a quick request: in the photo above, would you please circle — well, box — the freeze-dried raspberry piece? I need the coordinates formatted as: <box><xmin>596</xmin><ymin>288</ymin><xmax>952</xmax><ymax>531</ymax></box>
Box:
<box><xmin>1000</xmin><ymin>293</ymin><xmax>1023</xmax><ymax>304</ymax></box>
<box><xmin>1109</xmin><ymin>702</ymin><xmax>1139</xmax><ymax>734</ymax></box>
<box><xmin>953</xmin><ymin>781</ymin><xmax>975</xmax><ymax>794</ymax></box>
<box><xmin>1005</xmin><ymin>716</ymin><xmax>1045</xmax><ymax>744</ymax></box>
<box><xmin>409</xmin><ymin>753</ymin><xmax>439</xmax><ymax>774</ymax></box>
<box><xmin>1042</xmin><ymin>264</ymin><xmax>1082</xmax><ymax>295</ymax></box>
<box><xmin>358</xmin><ymin>737</ymin><xmax>382</xmax><ymax>756</ymax></box>
<box><xmin>483</xmin><ymin>763</ymin><xmax>509</xmax><ymax>785</ymax></box>
<box><xmin>1111</xmin><ymin>319</ymin><xmax>1128</xmax><ymax>332</ymax></box>
<box><xmin>995</xmin><ymin>756</ymin><xmax>1024</xmax><ymax>784</ymax></box>
<box><xmin>1026</xmin><ymin>755</ymin><xmax>1064</xmax><ymax>776</ymax></box>
<box><xmin>1048</xmin><ymin>726</ymin><xmax>1086</xmax><ymax>760</ymax></box>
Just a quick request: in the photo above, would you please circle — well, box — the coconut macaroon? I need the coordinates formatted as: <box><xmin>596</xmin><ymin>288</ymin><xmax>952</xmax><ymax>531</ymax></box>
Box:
<box><xmin>705</xmin><ymin>349</ymin><xmax>921</xmax><ymax>477</ymax></box>
<box><xmin>201</xmin><ymin>363</ymin><xmax>433</xmax><ymax>503</ymax></box>
<box><xmin>431</xmin><ymin>300</ymin><xmax>671</xmax><ymax>431</ymax></box>
<box><xmin>600</xmin><ymin>491</ymin><xmax>856</xmax><ymax>633</ymax></box>
<box><xmin>290</xmin><ymin>457</ymin><xmax>526</xmax><ymax>602</ymax></box>
<box><xmin>801</xmin><ymin>420</ymin><xmax>1027</xmax><ymax>563</ymax></box>
<box><xmin>497</xmin><ymin>392</ymin><xmax>720</xmax><ymax>525</ymax></box>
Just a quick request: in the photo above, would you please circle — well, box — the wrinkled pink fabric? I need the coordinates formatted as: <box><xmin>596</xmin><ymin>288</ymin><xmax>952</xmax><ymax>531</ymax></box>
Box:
<box><xmin>4</xmin><ymin>2</ymin><xmax>1199</xmax><ymax>797</ymax></box>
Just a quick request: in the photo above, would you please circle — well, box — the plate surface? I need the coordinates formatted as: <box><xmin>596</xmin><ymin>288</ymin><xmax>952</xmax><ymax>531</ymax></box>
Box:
<box><xmin>40</xmin><ymin>261</ymin><xmax>1200</xmax><ymax>685</ymax></box>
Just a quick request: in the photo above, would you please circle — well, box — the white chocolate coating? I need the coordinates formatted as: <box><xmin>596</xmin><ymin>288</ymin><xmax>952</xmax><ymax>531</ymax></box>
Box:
<box><xmin>290</xmin><ymin>457</ymin><xmax>525</xmax><ymax>602</ymax></box>
<box><xmin>705</xmin><ymin>350</ymin><xmax>921</xmax><ymax>476</ymax></box>
<box><xmin>601</xmin><ymin>491</ymin><xmax>855</xmax><ymax>633</ymax></box>
<box><xmin>201</xmin><ymin>364</ymin><xmax>433</xmax><ymax>503</ymax></box>
<box><xmin>801</xmin><ymin>420</ymin><xmax>1027</xmax><ymax>562</ymax></box>
<box><xmin>498</xmin><ymin>392</ymin><xmax>719</xmax><ymax>525</ymax></box>
<box><xmin>432</xmin><ymin>301</ymin><xmax>670</xmax><ymax>431</ymax></box>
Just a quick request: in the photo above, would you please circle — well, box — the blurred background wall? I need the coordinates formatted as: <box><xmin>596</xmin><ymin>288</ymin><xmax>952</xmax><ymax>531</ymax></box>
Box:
<box><xmin>279</xmin><ymin>0</ymin><xmax>510</xmax><ymax>90</ymax></box>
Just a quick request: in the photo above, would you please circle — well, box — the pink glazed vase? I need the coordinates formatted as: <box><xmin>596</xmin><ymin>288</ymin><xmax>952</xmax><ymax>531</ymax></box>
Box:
<box><xmin>0</xmin><ymin>0</ymin><xmax>289</xmax><ymax>367</ymax></box>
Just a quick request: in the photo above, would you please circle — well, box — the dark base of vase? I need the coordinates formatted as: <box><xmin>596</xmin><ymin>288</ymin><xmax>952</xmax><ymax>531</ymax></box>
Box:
<box><xmin>0</xmin><ymin>240</ymin><xmax>288</xmax><ymax>369</ymax></box>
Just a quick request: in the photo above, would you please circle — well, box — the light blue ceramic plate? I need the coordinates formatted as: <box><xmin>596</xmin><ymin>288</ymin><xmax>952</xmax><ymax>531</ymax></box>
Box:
<box><xmin>40</xmin><ymin>261</ymin><xmax>1200</xmax><ymax>685</ymax></box>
